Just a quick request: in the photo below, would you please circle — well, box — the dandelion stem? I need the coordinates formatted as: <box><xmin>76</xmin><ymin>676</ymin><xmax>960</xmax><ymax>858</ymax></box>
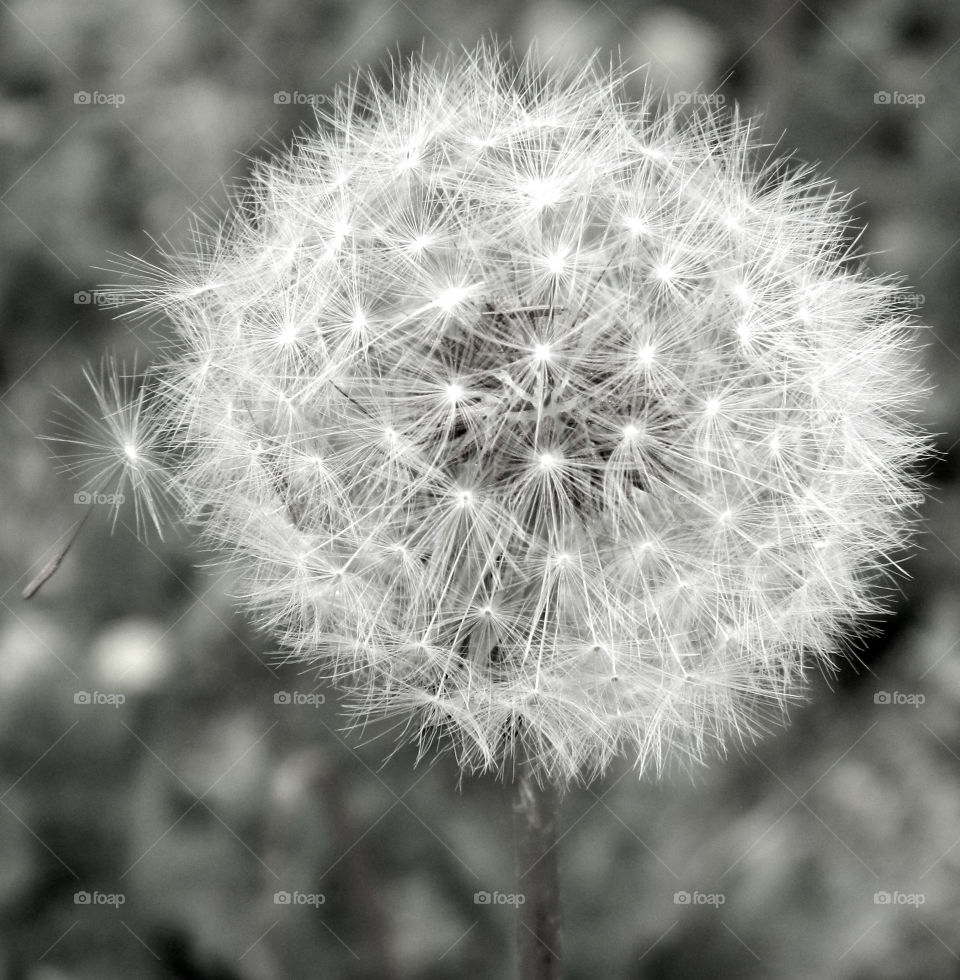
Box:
<box><xmin>514</xmin><ymin>762</ymin><xmax>562</xmax><ymax>980</ymax></box>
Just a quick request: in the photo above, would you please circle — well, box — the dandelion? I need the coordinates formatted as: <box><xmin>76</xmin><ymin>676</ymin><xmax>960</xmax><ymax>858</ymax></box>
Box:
<box><xmin>47</xmin><ymin>41</ymin><xmax>930</xmax><ymax>977</ymax></box>
<box><xmin>85</xmin><ymin>43</ymin><xmax>928</xmax><ymax>790</ymax></box>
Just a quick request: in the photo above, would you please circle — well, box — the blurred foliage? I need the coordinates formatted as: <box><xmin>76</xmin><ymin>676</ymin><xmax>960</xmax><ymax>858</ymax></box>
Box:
<box><xmin>0</xmin><ymin>0</ymin><xmax>958</xmax><ymax>977</ymax></box>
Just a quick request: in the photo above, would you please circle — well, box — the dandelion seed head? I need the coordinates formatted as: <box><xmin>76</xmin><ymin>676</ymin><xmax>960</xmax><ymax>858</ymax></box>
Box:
<box><xmin>92</xmin><ymin>41</ymin><xmax>929</xmax><ymax>786</ymax></box>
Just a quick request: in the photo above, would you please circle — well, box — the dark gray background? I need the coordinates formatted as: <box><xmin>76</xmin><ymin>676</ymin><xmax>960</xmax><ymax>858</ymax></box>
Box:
<box><xmin>0</xmin><ymin>1</ymin><xmax>956</xmax><ymax>977</ymax></box>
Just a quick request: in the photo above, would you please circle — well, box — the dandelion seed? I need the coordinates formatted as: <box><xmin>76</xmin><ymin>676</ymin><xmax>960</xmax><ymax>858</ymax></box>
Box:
<box><xmin>524</xmin><ymin>176</ymin><xmax>563</xmax><ymax>209</ymax></box>
<box><xmin>636</xmin><ymin>344</ymin><xmax>657</xmax><ymax>367</ymax></box>
<box><xmin>434</xmin><ymin>283</ymin><xmax>474</xmax><ymax>312</ymax></box>
<box><xmin>46</xmin><ymin>357</ymin><xmax>170</xmax><ymax>537</ymax></box>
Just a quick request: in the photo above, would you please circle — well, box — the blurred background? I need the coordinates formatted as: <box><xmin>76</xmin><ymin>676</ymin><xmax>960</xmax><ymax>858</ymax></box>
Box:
<box><xmin>1</xmin><ymin>0</ymin><xmax>958</xmax><ymax>977</ymax></box>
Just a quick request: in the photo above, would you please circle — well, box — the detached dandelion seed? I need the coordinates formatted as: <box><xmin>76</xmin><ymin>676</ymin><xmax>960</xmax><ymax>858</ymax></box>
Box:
<box><xmin>46</xmin><ymin>357</ymin><xmax>170</xmax><ymax>537</ymax></box>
